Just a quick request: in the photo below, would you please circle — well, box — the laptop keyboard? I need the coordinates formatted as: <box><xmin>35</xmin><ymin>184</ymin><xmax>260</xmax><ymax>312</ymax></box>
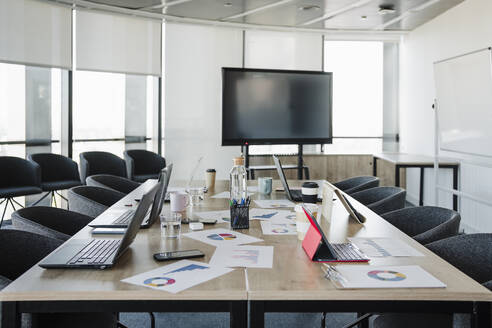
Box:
<box><xmin>112</xmin><ymin>210</ymin><xmax>135</xmax><ymax>225</ymax></box>
<box><xmin>67</xmin><ymin>239</ymin><xmax>121</xmax><ymax>265</ymax></box>
<box><xmin>331</xmin><ymin>243</ymin><xmax>367</xmax><ymax>261</ymax></box>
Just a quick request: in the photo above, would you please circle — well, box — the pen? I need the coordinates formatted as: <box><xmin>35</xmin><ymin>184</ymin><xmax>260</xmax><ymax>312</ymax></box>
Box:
<box><xmin>322</xmin><ymin>264</ymin><xmax>348</xmax><ymax>283</ymax></box>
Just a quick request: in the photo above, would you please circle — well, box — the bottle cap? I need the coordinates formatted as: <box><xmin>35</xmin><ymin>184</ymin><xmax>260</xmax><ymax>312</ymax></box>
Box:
<box><xmin>233</xmin><ymin>157</ymin><xmax>245</xmax><ymax>166</ymax></box>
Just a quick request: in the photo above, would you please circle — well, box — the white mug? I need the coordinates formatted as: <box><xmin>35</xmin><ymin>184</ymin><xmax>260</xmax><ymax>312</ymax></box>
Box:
<box><xmin>170</xmin><ymin>192</ymin><xmax>189</xmax><ymax>212</ymax></box>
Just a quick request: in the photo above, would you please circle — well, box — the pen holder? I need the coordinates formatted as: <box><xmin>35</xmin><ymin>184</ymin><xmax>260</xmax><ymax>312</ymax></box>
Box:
<box><xmin>230</xmin><ymin>204</ymin><xmax>249</xmax><ymax>229</ymax></box>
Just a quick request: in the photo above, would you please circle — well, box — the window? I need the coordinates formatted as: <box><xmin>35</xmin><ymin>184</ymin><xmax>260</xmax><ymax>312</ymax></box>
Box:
<box><xmin>323</xmin><ymin>41</ymin><xmax>383</xmax><ymax>154</ymax></box>
<box><xmin>72</xmin><ymin>70</ymin><xmax>159</xmax><ymax>162</ymax></box>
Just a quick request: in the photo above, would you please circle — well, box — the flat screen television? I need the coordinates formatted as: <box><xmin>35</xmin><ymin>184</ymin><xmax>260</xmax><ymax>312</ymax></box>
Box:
<box><xmin>222</xmin><ymin>68</ymin><xmax>333</xmax><ymax>146</ymax></box>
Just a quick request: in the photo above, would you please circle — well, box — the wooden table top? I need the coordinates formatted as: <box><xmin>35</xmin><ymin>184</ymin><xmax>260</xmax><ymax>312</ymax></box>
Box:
<box><xmin>1</xmin><ymin>180</ymin><xmax>490</xmax><ymax>303</ymax></box>
<box><xmin>374</xmin><ymin>153</ymin><xmax>459</xmax><ymax>166</ymax></box>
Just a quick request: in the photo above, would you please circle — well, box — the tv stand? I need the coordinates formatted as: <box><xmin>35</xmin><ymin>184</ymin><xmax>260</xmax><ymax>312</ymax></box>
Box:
<box><xmin>242</xmin><ymin>144</ymin><xmax>309</xmax><ymax>180</ymax></box>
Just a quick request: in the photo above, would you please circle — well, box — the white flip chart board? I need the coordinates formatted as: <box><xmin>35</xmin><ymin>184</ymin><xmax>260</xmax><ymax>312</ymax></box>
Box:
<box><xmin>434</xmin><ymin>48</ymin><xmax>492</xmax><ymax>157</ymax></box>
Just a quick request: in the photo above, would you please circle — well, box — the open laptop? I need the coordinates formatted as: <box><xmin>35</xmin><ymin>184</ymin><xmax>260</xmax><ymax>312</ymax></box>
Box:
<box><xmin>39</xmin><ymin>183</ymin><xmax>160</xmax><ymax>270</ymax></box>
<box><xmin>273</xmin><ymin>155</ymin><xmax>322</xmax><ymax>202</ymax></box>
<box><xmin>89</xmin><ymin>164</ymin><xmax>172</xmax><ymax>229</ymax></box>
<box><xmin>302</xmin><ymin>205</ymin><xmax>368</xmax><ymax>262</ymax></box>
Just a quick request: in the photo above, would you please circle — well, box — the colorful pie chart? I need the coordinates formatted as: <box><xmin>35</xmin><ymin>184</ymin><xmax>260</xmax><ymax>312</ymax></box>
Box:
<box><xmin>207</xmin><ymin>233</ymin><xmax>237</xmax><ymax>241</ymax></box>
<box><xmin>143</xmin><ymin>277</ymin><xmax>176</xmax><ymax>287</ymax></box>
<box><xmin>367</xmin><ymin>270</ymin><xmax>406</xmax><ymax>282</ymax></box>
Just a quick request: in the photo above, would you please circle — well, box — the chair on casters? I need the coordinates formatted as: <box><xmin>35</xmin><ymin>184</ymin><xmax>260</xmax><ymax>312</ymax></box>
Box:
<box><xmin>0</xmin><ymin>156</ymin><xmax>42</xmax><ymax>227</ymax></box>
<box><xmin>11</xmin><ymin>206</ymin><xmax>93</xmax><ymax>242</ymax></box>
<box><xmin>350</xmin><ymin>187</ymin><xmax>406</xmax><ymax>215</ymax></box>
<box><xmin>333</xmin><ymin>176</ymin><xmax>380</xmax><ymax>194</ymax></box>
<box><xmin>372</xmin><ymin>234</ymin><xmax>492</xmax><ymax>328</ymax></box>
<box><xmin>68</xmin><ymin>186</ymin><xmax>125</xmax><ymax>218</ymax></box>
<box><xmin>79</xmin><ymin>151</ymin><xmax>127</xmax><ymax>184</ymax></box>
<box><xmin>87</xmin><ymin>174</ymin><xmax>141</xmax><ymax>194</ymax></box>
<box><xmin>381</xmin><ymin>206</ymin><xmax>461</xmax><ymax>244</ymax></box>
<box><xmin>124</xmin><ymin>149</ymin><xmax>166</xmax><ymax>183</ymax></box>
<box><xmin>28</xmin><ymin>153</ymin><xmax>82</xmax><ymax>207</ymax></box>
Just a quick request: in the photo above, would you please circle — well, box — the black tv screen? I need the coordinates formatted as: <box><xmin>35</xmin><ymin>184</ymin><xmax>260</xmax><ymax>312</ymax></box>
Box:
<box><xmin>222</xmin><ymin>68</ymin><xmax>333</xmax><ymax>146</ymax></box>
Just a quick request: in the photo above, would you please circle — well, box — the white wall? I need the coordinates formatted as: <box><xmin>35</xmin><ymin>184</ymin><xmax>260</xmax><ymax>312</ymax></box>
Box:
<box><xmin>400</xmin><ymin>0</ymin><xmax>492</xmax><ymax>232</ymax></box>
<box><xmin>164</xmin><ymin>23</ymin><xmax>243</xmax><ymax>180</ymax></box>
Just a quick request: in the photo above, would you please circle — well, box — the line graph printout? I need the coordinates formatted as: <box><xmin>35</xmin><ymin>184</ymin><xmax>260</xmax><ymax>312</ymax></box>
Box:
<box><xmin>121</xmin><ymin>260</ymin><xmax>233</xmax><ymax>293</ymax></box>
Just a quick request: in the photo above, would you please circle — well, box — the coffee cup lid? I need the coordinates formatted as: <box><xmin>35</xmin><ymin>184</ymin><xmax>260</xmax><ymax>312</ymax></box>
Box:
<box><xmin>302</xmin><ymin>181</ymin><xmax>319</xmax><ymax>188</ymax></box>
<box><xmin>206</xmin><ymin>168</ymin><xmax>216</xmax><ymax>172</ymax></box>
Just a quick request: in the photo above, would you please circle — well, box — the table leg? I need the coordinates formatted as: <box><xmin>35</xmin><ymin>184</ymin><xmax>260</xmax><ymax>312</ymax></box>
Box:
<box><xmin>419</xmin><ymin>167</ymin><xmax>424</xmax><ymax>206</ymax></box>
<box><xmin>250</xmin><ymin>301</ymin><xmax>265</xmax><ymax>328</ymax></box>
<box><xmin>395</xmin><ymin>165</ymin><xmax>400</xmax><ymax>187</ymax></box>
<box><xmin>250</xmin><ymin>169</ymin><xmax>255</xmax><ymax>180</ymax></box>
<box><xmin>304</xmin><ymin>167</ymin><xmax>310</xmax><ymax>180</ymax></box>
<box><xmin>453</xmin><ymin>166</ymin><xmax>459</xmax><ymax>211</ymax></box>
<box><xmin>473</xmin><ymin>302</ymin><xmax>491</xmax><ymax>328</ymax></box>
<box><xmin>373</xmin><ymin>157</ymin><xmax>377</xmax><ymax>177</ymax></box>
<box><xmin>1</xmin><ymin>302</ymin><xmax>21</xmax><ymax>328</ymax></box>
<box><xmin>230</xmin><ymin>301</ymin><xmax>247</xmax><ymax>328</ymax></box>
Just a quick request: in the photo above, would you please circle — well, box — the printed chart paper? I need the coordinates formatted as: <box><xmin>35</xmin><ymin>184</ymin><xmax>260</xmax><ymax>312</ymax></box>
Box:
<box><xmin>209</xmin><ymin>245</ymin><xmax>274</xmax><ymax>268</ymax></box>
<box><xmin>195</xmin><ymin>210</ymin><xmax>231</xmax><ymax>223</ymax></box>
<box><xmin>254</xmin><ymin>199</ymin><xmax>295</xmax><ymax>209</ymax></box>
<box><xmin>334</xmin><ymin>265</ymin><xmax>446</xmax><ymax>289</ymax></box>
<box><xmin>260</xmin><ymin>221</ymin><xmax>297</xmax><ymax>235</ymax></box>
<box><xmin>121</xmin><ymin>260</ymin><xmax>233</xmax><ymax>294</ymax></box>
<box><xmin>249</xmin><ymin>208</ymin><xmax>296</xmax><ymax>224</ymax></box>
<box><xmin>183</xmin><ymin>228</ymin><xmax>263</xmax><ymax>247</ymax></box>
<box><xmin>348</xmin><ymin>238</ymin><xmax>424</xmax><ymax>257</ymax></box>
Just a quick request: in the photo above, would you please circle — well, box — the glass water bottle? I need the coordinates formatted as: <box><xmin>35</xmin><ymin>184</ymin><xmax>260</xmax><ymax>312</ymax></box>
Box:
<box><xmin>229</xmin><ymin>156</ymin><xmax>247</xmax><ymax>204</ymax></box>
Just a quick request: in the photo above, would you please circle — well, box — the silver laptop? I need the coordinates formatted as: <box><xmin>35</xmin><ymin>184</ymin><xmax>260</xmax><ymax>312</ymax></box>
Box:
<box><xmin>39</xmin><ymin>183</ymin><xmax>159</xmax><ymax>270</ymax></box>
<box><xmin>89</xmin><ymin>164</ymin><xmax>172</xmax><ymax>229</ymax></box>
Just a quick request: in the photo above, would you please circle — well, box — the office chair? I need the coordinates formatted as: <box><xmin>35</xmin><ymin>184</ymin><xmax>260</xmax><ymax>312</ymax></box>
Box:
<box><xmin>86</xmin><ymin>174</ymin><xmax>141</xmax><ymax>194</ymax></box>
<box><xmin>12</xmin><ymin>206</ymin><xmax>93</xmax><ymax>242</ymax></box>
<box><xmin>28</xmin><ymin>153</ymin><xmax>82</xmax><ymax>207</ymax></box>
<box><xmin>68</xmin><ymin>186</ymin><xmax>125</xmax><ymax>218</ymax></box>
<box><xmin>333</xmin><ymin>176</ymin><xmax>380</xmax><ymax>194</ymax></box>
<box><xmin>381</xmin><ymin>206</ymin><xmax>461</xmax><ymax>245</ymax></box>
<box><xmin>79</xmin><ymin>151</ymin><xmax>127</xmax><ymax>184</ymax></box>
<box><xmin>0</xmin><ymin>156</ymin><xmax>42</xmax><ymax>227</ymax></box>
<box><xmin>350</xmin><ymin>187</ymin><xmax>406</xmax><ymax>215</ymax></box>
<box><xmin>124</xmin><ymin>149</ymin><xmax>166</xmax><ymax>183</ymax></box>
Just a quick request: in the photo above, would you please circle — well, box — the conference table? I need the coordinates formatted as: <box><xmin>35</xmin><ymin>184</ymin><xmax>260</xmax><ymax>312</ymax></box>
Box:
<box><xmin>1</xmin><ymin>180</ymin><xmax>491</xmax><ymax>328</ymax></box>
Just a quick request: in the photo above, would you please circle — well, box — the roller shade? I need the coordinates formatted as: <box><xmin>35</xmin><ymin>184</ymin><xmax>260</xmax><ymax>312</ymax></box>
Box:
<box><xmin>0</xmin><ymin>0</ymin><xmax>72</xmax><ymax>69</ymax></box>
<box><xmin>76</xmin><ymin>10</ymin><xmax>162</xmax><ymax>76</ymax></box>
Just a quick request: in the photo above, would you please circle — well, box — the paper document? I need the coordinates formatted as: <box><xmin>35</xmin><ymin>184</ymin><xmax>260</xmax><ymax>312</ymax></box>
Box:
<box><xmin>260</xmin><ymin>221</ymin><xmax>297</xmax><ymax>235</ymax></box>
<box><xmin>249</xmin><ymin>208</ymin><xmax>296</xmax><ymax>224</ymax></box>
<box><xmin>348</xmin><ymin>238</ymin><xmax>424</xmax><ymax>257</ymax></box>
<box><xmin>183</xmin><ymin>228</ymin><xmax>263</xmax><ymax>247</ymax></box>
<box><xmin>254</xmin><ymin>199</ymin><xmax>295</xmax><ymax>209</ymax></box>
<box><xmin>209</xmin><ymin>245</ymin><xmax>274</xmax><ymax>268</ymax></box>
<box><xmin>330</xmin><ymin>265</ymin><xmax>446</xmax><ymax>289</ymax></box>
<box><xmin>121</xmin><ymin>260</ymin><xmax>233</xmax><ymax>294</ymax></box>
<box><xmin>195</xmin><ymin>210</ymin><xmax>231</xmax><ymax>223</ymax></box>
<box><xmin>212</xmin><ymin>191</ymin><xmax>255</xmax><ymax>199</ymax></box>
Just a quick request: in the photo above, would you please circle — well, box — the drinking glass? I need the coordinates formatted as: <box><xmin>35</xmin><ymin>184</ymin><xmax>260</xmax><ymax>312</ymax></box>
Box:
<box><xmin>187</xmin><ymin>187</ymin><xmax>204</xmax><ymax>206</ymax></box>
<box><xmin>160</xmin><ymin>212</ymin><xmax>182</xmax><ymax>238</ymax></box>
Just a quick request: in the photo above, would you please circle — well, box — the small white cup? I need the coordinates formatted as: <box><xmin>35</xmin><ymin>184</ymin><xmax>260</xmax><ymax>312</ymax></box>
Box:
<box><xmin>170</xmin><ymin>192</ymin><xmax>189</xmax><ymax>212</ymax></box>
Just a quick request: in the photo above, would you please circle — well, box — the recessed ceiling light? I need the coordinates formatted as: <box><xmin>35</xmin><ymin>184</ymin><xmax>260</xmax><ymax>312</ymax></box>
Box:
<box><xmin>378</xmin><ymin>5</ymin><xmax>396</xmax><ymax>15</ymax></box>
<box><xmin>224</xmin><ymin>2</ymin><xmax>232</xmax><ymax>7</ymax></box>
<box><xmin>298</xmin><ymin>5</ymin><xmax>321</xmax><ymax>11</ymax></box>
<box><xmin>361</xmin><ymin>15</ymin><xmax>368</xmax><ymax>20</ymax></box>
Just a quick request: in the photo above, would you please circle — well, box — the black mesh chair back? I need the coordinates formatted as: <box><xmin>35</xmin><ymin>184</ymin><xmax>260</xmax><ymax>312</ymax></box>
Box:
<box><xmin>351</xmin><ymin>186</ymin><xmax>406</xmax><ymax>215</ymax></box>
<box><xmin>28</xmin><ymin>153</ymin><xmax>81</xmax><ymax>191</ymax></box>
<box><xmin>79</xmin><ymin>151</ymin><xmax>126</xmax><ymax>183</ymax></box>
<box><xmin>68</xmin><ymin>185</ymin><xmax>125</xmax><ymax>218</ymax></box>
<box><xmin>381</xmin><ymin>206</ymin><xmax>461</xmax><ymax>245</ymax></box>
<box><xmin>0</xmin><ymin>156</ymin><xmax>42</xmax><ymax>225</ymax></box>
<box><xmin>124</xmin><ymin>149</ymin><xmax>166</xmax><ymax>182</ymax></box>
<box><xmin>333</xmin><ymin>176</ymin><xmax>380</xmax><ymax>194</ymax></box>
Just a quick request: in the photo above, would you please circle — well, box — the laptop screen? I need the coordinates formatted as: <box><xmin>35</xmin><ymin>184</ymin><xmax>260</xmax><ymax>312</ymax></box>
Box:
<box><xmin>148</xmin><ymin>164</ymin><xmax>173</xmax><ymax>225</ymax></box>
<box><xmin>273</xmin><ymin>155</ymin><xmax>293</xmax><ymax>201</ymax></box>
<box><xmin>116</xmin><ymin>183</ymin><xmax>160</xmax><ymax>258</ymax></box>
